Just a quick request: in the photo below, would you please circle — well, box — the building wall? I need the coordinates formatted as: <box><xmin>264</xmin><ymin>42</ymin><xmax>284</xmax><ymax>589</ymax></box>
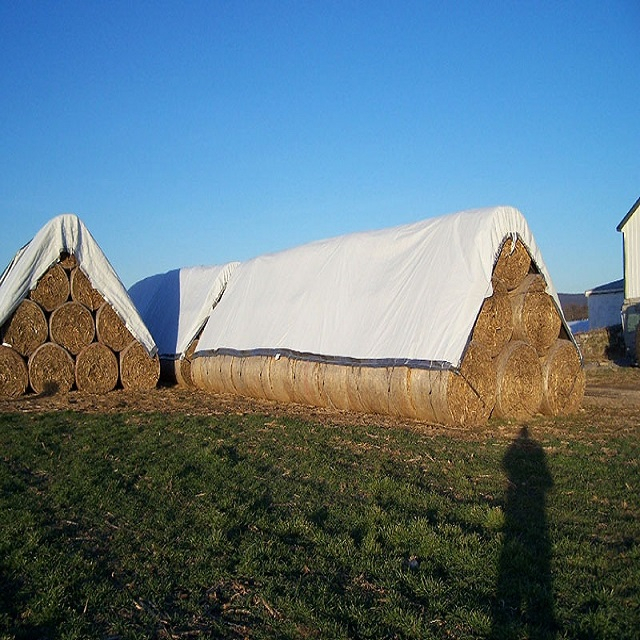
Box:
<box><xmin>587</xmin><ymin>291</ymin><xmax>623</xmax><ymax>330</ymax></box>
<box><xmin>622</xmin><ymin>211</ymin><xmax>640</xmax><ymax>299</ymax></box>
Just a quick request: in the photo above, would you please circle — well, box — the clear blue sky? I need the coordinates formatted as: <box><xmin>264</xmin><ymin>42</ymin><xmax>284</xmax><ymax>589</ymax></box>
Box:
<box><xmin>1</xmin><ymin>0</ymin><xmax>638</xmax><ymax>293</ymax></box>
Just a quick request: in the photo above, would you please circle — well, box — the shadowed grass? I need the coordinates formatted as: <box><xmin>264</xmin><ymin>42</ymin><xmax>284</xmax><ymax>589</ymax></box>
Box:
<box><xmin>0</xmin><ymin>409</ymin><xmax>638</xmax><ymax>639</ymax></box>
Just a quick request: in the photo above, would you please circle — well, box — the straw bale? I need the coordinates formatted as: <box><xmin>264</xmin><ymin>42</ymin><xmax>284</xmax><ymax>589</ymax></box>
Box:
<box><xmin>119</xmin><ymin>341</ymin><xmax>160</xmax><ymax>390</ymax></box>
<box><xmin>540</xmin><ymin>339</ymin><xmax>585</xmax><ymax>415</ymax></box>
<box><xmin>28</xmin><ymin>342</ymin><xmax>75</xmax><ymax>394</ymax></box>
<box><xmin>49</xmin><ymin>301</ymin><xmax>95</xmax><ymax>355</ymax></box>
<box><xmin>356</xmin><ymin>366</ymin><xmax>393</xmax><ymax>415</ymax></box>
<box><xmin>2</xmin><ymin>299</ymin><xmax>48</xmax><ymax>356</ymax></box>
<box><xmin>492</xmin><ymin>237</ymin><xmax>531</xmax><ymax>291</ymax></box>
<box><xmin>471</xmin><ymin>289</ymin><xmax>514</xmax><ymax>357</ymax></box>
<box><xmin>0</xmin><ymin>345</ymin><xmax>28</xmax><ymax>397</ymax></box>
<box><xmin>410</xmin><ymin>341</ymin><xmax>496</xmax><ymax>426</ymax></box>
<box><xmin>266</xmin><ymin>355</ymin><xmax>296</xmax><ymax>403</ymax></box>
<box><xmin>321</xmin><ymin>363</ymin><xmax>355</xmax><ymax>410</ymax></box>
<box><xmin>75</xmin><ymin>342</ymin><xmax>118</xmax><ymax>393</ymax></box>
<box><xmin>59</xmin><ymin>252</ymin><xmax>78</xmax><ymax>270</ymax></box>
<box><xmin>388</xmin><ymin>367</ymin><xmax>418</xmax><ymax>419</ymax></box>
<box><xmin>190</xmin><ymin>354</ymin><xmax>227</xmax><ymax>394</ymax></box>
<box><xmin>493</xmin><ymin>340</ymin><xmax>543</xmax><ymax>420</ymax></box>
<box><xmin>96</xmin><ymin>302</ymin><xmax>133</xmax><ymax>352</ymax></box>
<box><xmin>29</xmin><ymin>263</ymin><xmax>70</xmax><ymax>311</ymax></box>
<box><xmin>70</xmin><ymin>267</ymin><xmax>105</xmax><ymax>311</ymax></box>
<box><xmin>290</xmin><ymin>359</ymin><xmax>326</xmax><ymax>407</ymax></box>
<box><xmin>229</xmin><ymin>355</ymin><xmax>267</xmax><ymax>399</ymax></box>
<box><xmin>510</xmin><ymin>274</ymin><xmax>561</xmax><ymax>356</ymax></box>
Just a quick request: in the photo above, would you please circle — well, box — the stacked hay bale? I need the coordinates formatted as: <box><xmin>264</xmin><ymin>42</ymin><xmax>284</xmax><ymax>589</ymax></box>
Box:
<box><xmin>191</xmin><ymin>207</ymin><xmax>584</xmax><ymax>426</ymax></box>
<box><xmin>1</xmin><ymin>252</ymin><xmax>160</xmax><ymax>396</ymax></box>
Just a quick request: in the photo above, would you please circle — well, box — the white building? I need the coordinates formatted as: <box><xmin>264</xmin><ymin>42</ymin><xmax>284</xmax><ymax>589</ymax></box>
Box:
<box><xmin>585</xmin><ymin>279</ymin><xmax>624</xmax><ymax>330</ymax></box>
<box><xmin>616</xmin><ymin>196</ymin><xmax>640</xmax><ymax>351</ymax></box>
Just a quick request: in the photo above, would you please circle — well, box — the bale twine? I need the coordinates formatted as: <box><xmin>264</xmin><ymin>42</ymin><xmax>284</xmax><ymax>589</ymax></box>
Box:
<box><xmin>290</xmin><ymin>359</ymin><xmax>326</xmax><ymax>407</ymax></box>
<box><xmin>96</xmin><ymin>303</ymin><xmax>133</xmax><ymax>352</ymax></box>
<box><xmin>266</xmin><ymin>355</ymin><xmax>296</xmax><ymax>403</ymax></box>
<box><xmin>75</xmin><ymin>342</ymin><xmax>118</xmax><ymax>393</ymax></box>
<box><xmin>0</xmin><ymin>345</ymin><xmax>29</xmax><ymax>397</ymax></box>
<box><xmin>510</xmin><ymin>274</ymin><xmax>562</xmax><ymax>356</ymax></box>
<box><xmin>28</xmin><ymin>342</ymin><xmax>75</xmax><ymax>394</ymax></box>
<box><xmin>29</xmin><ymin>263</ymin><xmax>70</xmax><ymax>312</ymax></box>
<box><xmin>410</xmin><ymin>341</ymin><xmax>496</xmax><ymax>426</ymax></box>
<box><xmin>70</xmin><ymin>267</ymin><xmax>105</xmax><ymax>311</ymax></box>
<box><xmin>49</xmin><ymin>301</ymin><xmax>95</xmax><ymax>355</ymax></box>
<box><xmin>540</xmin><ymin>339</ymin><xmax>585</xmax><ymax>415</ymax></box>
<box><xmin>119</xmin><ymin>341</ymin><xmax>160</xmax><ymax>390</ymax></box>
<box><xmin>59</xmin><ymin>252</ymin><xmax>78</xmax><ymax>270</ymax></box>
<box><xmin>471</xmin><ymin>288</ymin><xmax>513</xmax><ymax>357</ymax></box>
<box><xmin>2</xmin><ymin>299</ymin><xmax>48</xmax><ymax>356</ymax></box>
<box><xmin>493</xmin><ymin>340</ymin><xmax>543</xmax><ymax>420</ymax></box>
<box><xmin>356</xmin><ymin>366</ymin><xmax>393</xmax><ymax>415</ymax></box>
<box><xmin>492</xmin><ymin>237</ymin><xmax>531</xmax><ymax>291</ymax></box>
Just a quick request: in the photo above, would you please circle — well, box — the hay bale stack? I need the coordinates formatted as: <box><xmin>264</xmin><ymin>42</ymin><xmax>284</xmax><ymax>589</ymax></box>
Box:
<box><xmin>49</xmin><ymin>301</ymin><xmax>95</xmax><ymax>355</ymax></box>
<box><xmin>471</xmin><ymin>285</ymin><xmax>513</xmax><ymax>357</ymax></box>
<box><xmin>70</xmin><ymin>267</ymin><xmax>105</xmax><ymax>311</ymax></box>
<box><xmin>492</xmin><ymin>237</ymin><xmax>532</xmax><ymax>291</ymax></box>
<box><xmin>492</xmin><ymin>341</ymin><xmax>543</xmax><ymax>419</ymax></box>
<box><xmin>29</xmin><ymin>263</ymin><xmax>70</xmax><ymax>311</ymax></box>
<box><xmin>75</xmin><ymin>343</ymin><xmax>119</xmax><ymax>393</ymax></box>
<box><xmin>119</xmin><ymin>341</ymin><xmax>160</xmax><ymax>390</ymax></box>
<box><xmin>540</xmin><ymin>338</ymin><xmax>585</xmax><ymax>416</ymax></box>
<box><xmin>96</xmin><ymin>302</ymin><xmax>134</xmax><ymax>352</ymax></box>
<box><xmin>0</xmin><ymin>345</ymin><xmax>29</xmax><ymax>397</ymax></box>
<box><xmin>2</xmin><ymin>299</ymin><xmax>48</xmax><ymax>356</ymax></box>
<box><xmin>28</xmin><ymin>342</ymin><xmax>75</xmax><ymax>394</ymax></box>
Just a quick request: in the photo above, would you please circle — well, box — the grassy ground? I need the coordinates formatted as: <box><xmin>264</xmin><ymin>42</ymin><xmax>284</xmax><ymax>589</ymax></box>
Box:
<box><xmin>0</xmin><ymin>400</ymin><xmax>638</xmax><ymax>639</ymax></box>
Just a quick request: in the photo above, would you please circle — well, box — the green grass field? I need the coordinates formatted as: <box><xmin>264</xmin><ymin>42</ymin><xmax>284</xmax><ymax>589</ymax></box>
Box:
<box><xmin>1</xmin><ymin>401</ymin><xmax>638</xmax><ymax>639</ymax></box>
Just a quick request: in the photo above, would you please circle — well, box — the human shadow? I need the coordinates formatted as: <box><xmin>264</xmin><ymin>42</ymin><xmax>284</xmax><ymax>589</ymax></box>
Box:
<box><xmin>492</xmin><ymin>426</ymin><xmax>557</xmax><ymax>639</ymax></box>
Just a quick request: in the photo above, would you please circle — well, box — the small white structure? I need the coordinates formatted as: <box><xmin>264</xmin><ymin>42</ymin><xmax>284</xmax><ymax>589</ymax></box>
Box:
<box><xmin>585</xmin><ymin>279</ymin><xmax>624</xmax><ymax>331</ymax></box>
<box><xmin>616</xmin><ymin>196</ymin><xmax>640</xmax><ymax>351</ymax></box>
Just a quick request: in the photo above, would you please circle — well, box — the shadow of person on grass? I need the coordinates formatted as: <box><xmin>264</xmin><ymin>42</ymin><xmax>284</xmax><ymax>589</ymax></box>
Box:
<box><xmin>492</xmin><ymin>426</ymin><xmax>557</xmax><ymax>639</ymax></box>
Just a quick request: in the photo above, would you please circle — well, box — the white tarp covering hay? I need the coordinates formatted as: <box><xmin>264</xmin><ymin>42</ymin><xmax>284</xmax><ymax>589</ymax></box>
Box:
<box><xmin>192</xmin><ymin>206</ymin><xmax>583</xmax><ymax>426</ymax></box>
<box><xmin>0</xmin><ymin>214</ymin><xmax>158</xmax><ymax>396</ymax></box>
<box><xmin>128</xmin><ymin>263</ymin><xmax>239</xmax><ymax>387</ymax></box>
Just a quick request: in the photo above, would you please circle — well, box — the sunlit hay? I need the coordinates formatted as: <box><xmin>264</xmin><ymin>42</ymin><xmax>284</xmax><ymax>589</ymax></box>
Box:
<box><xmin>0</xmin><ymin>345</ymin><xmax>28</xmax><ymax>397</ymax></box>
<box><xmin>493</xmin><ymin>340</ymin><xmax>543</xmax><ymax>420</ymax></box>
<box><xmin>540</xmin><ymin>338</ymin><xmax>585</xmax><ymax>416</ymax></box>
<box><xmin>388</xmin><ymin>366</ymin><xmax>418</xmax><ymax>419</ymax></box>
<box><xmin>267</xmin><ymin>355</ymin><xmax>296</xmax><ymax>403</ymax></box>
<box><xmin>29</xmin><ymin>263</ymin><xmax>70</xmax><ymax>312</ymax></box>
<box><xmin>191</xmin><ymin>354</ymin><xmax>225</xmax><ymax>394</ymax></box>
<box><xmin>96</xmin><ymin>302</ymin><xmax>133</xmax><ymax>352</ymax></box>
<box><xmin>356</xmin><ymin>366</ymin><xmax>393</xmax><ymax>415</ymax></box>
<box><xmin>70</xmin><ymin>267</ymin><xmax>105</xmax><ymax>311</ymax></box>
<box><xmin>290</xmin><ymin>359</ymin><xmax>326</xmax><ymax>407</ymax></box>
<box><xmin>231</xmin><ymin>356</ymin><xmax>266</xmax><ymax>399</ymax></box>
<box><xmin>49</xmin><ymin>301</ymin><xmax>95</xmax><ymax>355</ymax></box>
<box><xmin>28</xmin><ymin>342</ymin><xmax>75</xmax><ymax>395</ymax></box>
<box><xmin>75</xmin><ymin>342</ymin><xmax>118</xmax><ymax>393</ymax></box>
<box><xmin>119</xmin><ymin>341</ymin><xmax>160</xmax><ymax>390</ymax></box>
<box><xmin>471</xmin><ymin>287</ymin><xmax>514</xmax><ymax>358</ymax></box>
<box><xmin>492</xmin><ymin>237</ymin><xmax>531</xmax><ymax>292</ymax></box>
<box><xmin>2</xmin><ymin>299</ymin><xmax>48</xmax><ymax>356</ymax></box>
<box><xmin>322</xmin><ymin>363</ymin><xmax>354</xmax><ymax>410</ymax></box>
<box><xmin>58</xmin><ymin>251</ymin><xmax>78</xmax><ymax>271</ymax></box>
<box><xmin>510</xmin><ymin>274</ymin><xmax>562</xmax><ymax>356</ymax></box>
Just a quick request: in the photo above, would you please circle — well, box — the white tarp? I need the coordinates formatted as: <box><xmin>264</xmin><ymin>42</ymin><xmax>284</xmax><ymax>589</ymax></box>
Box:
<box><xmin>128</xmin><ymin>262</ymin><xmax>240</xmax><ymax>360</ymax></box>
<box><xmin>195</xmin><ymin>206</ymin><xmax>564</xmax><ymax>369</ymax></box>
<box><xmin>0</xmin><ymin>213</ymin><xmax>157</xmax><ymax>356</ymax></box>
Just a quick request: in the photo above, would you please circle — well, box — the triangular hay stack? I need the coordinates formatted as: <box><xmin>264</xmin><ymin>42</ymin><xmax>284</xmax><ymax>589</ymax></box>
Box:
<box><xmin>191</xmin><ymin>206</ymin><xmax>584</xmax><ymax>426</ymax></box>
<box><xmin>128</xmin><ymin>263</ymin><xmax>239</xmax><ymax>387</ymax></box>
<box><xmin>0</xmin><ymin>214</ymin><xmax>159</xmax><ymax>397</ymax></box>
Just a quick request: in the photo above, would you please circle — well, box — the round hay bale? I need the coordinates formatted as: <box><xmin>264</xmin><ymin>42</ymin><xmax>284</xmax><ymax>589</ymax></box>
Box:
<box><xmin>49</xmin><ymin>301</ymin><xmax>95</xmax><ymax>355</ymax></box>
<box><xmin>229</xmin><ymin>355</ymin><xmax>265</xmax><ymax>399</ymax></box>
<box><xmin>493</xmin><ymin>340</ymin><xmax>543</xmax><ymax>420</ymax></box>
<box><xmin>322</xmin><ymin>363</ymin><xmax>354</xmax><ymax>410</ymax></box>
<box><xmin>356</xmin><ymin>366</ymin><xmax>393</xmax><ymax>415</ymax></box>
<box><xmin>410</xmin><ymin>341</ymin><xmax>496</xmax><ymax>426</ymax></box>
<box><xmin>2</xmin><ymin>299</ymin><xmax>48</xmax><ymax>356</ymax></box>
<box><xmin>59</xmin><ymin>252</ymin><xmax>78</xmax><ymax>270</ymax></box>
<box><xmin>266</xmin><ymin>355</ymin><xmax>296</xmax><ymax>403</ymax></box>
<box><xmin>96</xmin><ymin>303</ymin><xmax>133</xmax><ymax>352</ymax></box>
<box><xmin>75</xmin><ymin>342</ymin><xmax>118</xmax><ymax>393</ymax></box>
<box><xmin>119</xmin><ymin>341</ymin><xmax>160</xmax><ymax>390</ymax></box>
<box><xmin>388</xmin><ymin>366</ymin><xmax>418</xmax><ymax>419</ymax></box>
<box><xmin>28</xmin><ymin>342</ymin><xmax>75</xmax><ymax>394</ymax></box>
<box><xmin>70</xmin><ymin>268</ymin><xmax>104</xmax><ymax>311</ymax></box>
<box><xmin>29</xmin><ymin>263</ymin><xmax>70</xmax><ymax>312</ymax></box>
<box><xmin>0</xmin><ymin>346</ymin><xmax>28</xmax><ymax>397</ymax></box>
<box><xmin>510</xmin><ymin>274</ymin><xmax>562</xmax><ymax>356</ymax></box>
<box><xmin>471</xmin><ymin>290</ymin><xmax>514</xmax><ymax>357</ymax></box>
<box><xmin>290</xmin><ymin>359</ymin><xmax>326</xmax><ymax>407</ymax></box>
<box><xmin>191</xmin><ymin>354</ymin><xmax>227</xmax><ymax>394</ymax></box>
<box><xmin>493</xmin><ymin>237</ymin><xmax>531</xmax><ymax>291</ymax></box>
<box><xmin>540</xmin><ymin>339</ymin><xmax>585</xmax><ymax>415</ymax></box>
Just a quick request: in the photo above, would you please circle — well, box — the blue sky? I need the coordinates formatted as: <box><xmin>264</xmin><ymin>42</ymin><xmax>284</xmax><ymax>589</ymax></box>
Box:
<box><xmin>1</xmin><ymin>0</ymin><xmax>638</xmax><ymax>293</ymax></box>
